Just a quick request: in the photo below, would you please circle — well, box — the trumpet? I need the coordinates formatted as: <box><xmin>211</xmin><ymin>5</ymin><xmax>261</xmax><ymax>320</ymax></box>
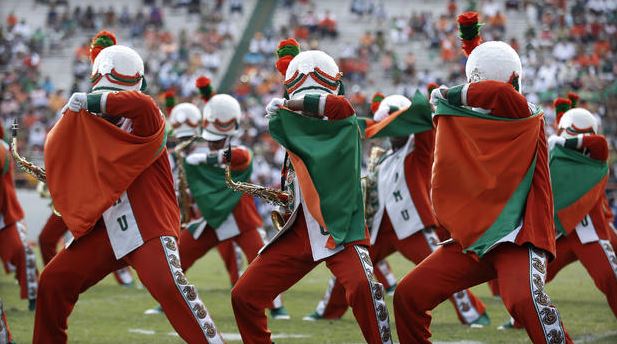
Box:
<box><xmin>223</xmin><ymin>145</ymin><xmax>293</xmax><ymax>230</ymax></box>
<box><xmin>11</xmin><ymin>120</ymin><xmax>61</xmax><ymax>217</ymax></box>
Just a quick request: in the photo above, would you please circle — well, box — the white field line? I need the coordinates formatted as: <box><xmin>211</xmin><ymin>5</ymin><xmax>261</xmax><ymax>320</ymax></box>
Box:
<box><xmin>128</xmin><ymin>328</ymin><xmax>155</xmax><ymax>335</ymax></box>
<box><xmin>130</xmin><ymin>329</ymin><xmax>309</xmax><ymax>341</ymax></box>
<box><xmin>574</xmin><ymin>330</ymin><xmax>617</xmax><ymax>343</ymax></box>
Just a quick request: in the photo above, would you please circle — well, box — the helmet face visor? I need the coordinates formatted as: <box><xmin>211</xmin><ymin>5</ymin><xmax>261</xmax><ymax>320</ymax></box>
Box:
<box><xmin>284</xmin><ymin>50</ymin><xmax>342</xmax><ymax>99</ymax></box>
<box><xmin>559</xmin><ymin>108</ymin><xmax>598</xmax><ymax>138</ymax></box>
<box><xmin>201</xmin><ymin>94</ymin><xmax>241</xmax><ymax>140</ymax></box>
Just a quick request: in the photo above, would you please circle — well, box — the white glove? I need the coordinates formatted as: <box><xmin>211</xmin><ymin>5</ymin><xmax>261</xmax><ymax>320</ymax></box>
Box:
<box><xmin>265</xmin><ymin>98</ymin><xmax>286</xmax><ymax>116</ymax></box>
<box><xmin>429</xmin><ymin>86</ymin><xmax>448</xmax><ymax>108</ymax></box>
<box><xmin>185</xmin><ymin>153</ymin><xmax>208</xmax><ymax>165</ymax></box>
<box><xmin>67</xmin><ymin>92</ymin><xmax>88</xmax><ymax>112</ymax></box>
<box><xmin>547</xmin><ymin>135</ymin><xmax>566</xmax><ymax>150</ymax></box>
<box><xmin>373</xmin><ymin>107</ymin><xmax>389</xmax><ymax>122</ymax></box>
<box><xmin>208</xmin><ymin>150</ymin><xmax>225</xmax><ymax>164</ymax></box>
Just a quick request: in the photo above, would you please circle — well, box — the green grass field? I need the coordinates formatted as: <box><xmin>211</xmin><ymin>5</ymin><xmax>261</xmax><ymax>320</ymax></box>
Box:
<box><xmin>2</xmin><ymin>249</ymin><xmax>616</xmax><ymax>343</ymax></box>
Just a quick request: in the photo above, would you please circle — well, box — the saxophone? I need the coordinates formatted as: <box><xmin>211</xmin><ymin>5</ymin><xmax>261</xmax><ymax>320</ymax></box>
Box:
<box><xmin>11</xmin><ymin>120</ymin><xmax>61</xmax><ymax>216</ymax></box>
<box><xmin>363</xmin><ymin>146</ymin><xmax>385</xmax><ymax>227</ymax></box>
<box><xmin>173</xmin><ymin>136</ymin><xmax>199</xmax><ymax>226</ymax></box>
<box><xmin>223</xmin><ymin>145</ymin><xmax>293</xmax><ymax>230</ymax></box>
<box><xmin>10</xmin><ymin>120</ymin><xmax>46</xmax><ymax>182</ymax></box>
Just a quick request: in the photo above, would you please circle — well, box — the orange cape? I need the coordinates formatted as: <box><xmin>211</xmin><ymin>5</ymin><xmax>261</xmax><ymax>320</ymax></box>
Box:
<box><xmin>45</xmin><ymin>110</ymin><xmax>166</xmax><ymax>238</ymax></box>
<box><xmin>431</xmin><ymin>112</ymin><xmax>543</xmax><ymax>251</ymax></box>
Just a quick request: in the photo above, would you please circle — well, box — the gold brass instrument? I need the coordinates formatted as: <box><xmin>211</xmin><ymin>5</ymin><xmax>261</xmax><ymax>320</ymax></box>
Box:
<box><xmin>223</xmin><ymin>145</ymin><xmax>293</xmax><ymax>231</ymax></box>
<box><xmin>176</xmin><ymin>158</ymin><xmax>191</xmax><ymax>225</ymax></box>
<box><xmin>173</xmin><ymin>135</ymin><xmax>200</xmax><ymax>154</ymax></box>
<box><xmin>224</xmin><ymin>166</ymin><xmax>293</xmax><ymax>207</ymax></box>
<box><xmin>363</xmin><ymin>146</ymin><xmax>385</xmax><ymax>227</ymax></box>
<box><xmin>10</xmin><ymin>120</ymin><xmax>47</xmax><ymax>182</ymax></box>
<box><xmin>173</xmin><ymin>136</ymin><xmax>199</xmax><ymax>226</ymax></box>
<box><xmin>36</xmin><ymin>181</ymin><xmax>50</xmax><ymax>198</ymax></box>
<box><xmin>11</xmin><ymin>120</ymin><xmax>61</xmax><ymax>216</ymax></box>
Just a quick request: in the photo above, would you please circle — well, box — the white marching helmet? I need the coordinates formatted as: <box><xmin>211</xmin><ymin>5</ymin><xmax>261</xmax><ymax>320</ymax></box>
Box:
<box><xmin>374</xmin><ymin>94</ymin><xmax>411</xmax><ymax>122</ymax></box>
<box><xmin>284</xmin><ymin>50</ymin><xmax>342</xmax><ymax>100</ymax></box>
<box><xmin>202</xmin><ymin>94</ymin><xmax>242</xmax><ymax>141</ymax></box>
<box><xmin>466</xmin><ymin>41</ymin><xmax>522</xmax><ymax>92</ymax></box>
<box><xmin>169</xmin><ymin>103</ymin><xmax>201</xmax><ymax>139</ymax></box>
<box><xmin>558</xmin><ymin>108</ymin><xmax>598</xmax><ymax>139</ymax></box>
<box><xmin>91</xmin><ymin>45</ymin><xmax>145</xmax><ymax>92</ymax></box>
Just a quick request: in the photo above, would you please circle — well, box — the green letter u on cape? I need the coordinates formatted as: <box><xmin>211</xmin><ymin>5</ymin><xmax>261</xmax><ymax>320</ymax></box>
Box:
<box><xmin>358</xmin><ymin>90</ymin><xmax>433</xmax><ymax>139</ymax></box>
<box><xmin>269</xmin><ymin>108</ymin><xmax>366</xmax><ymax>248</ymax></box>
<box><xmin>431</xmin><ymin>100</ymin><xmax>544</xmax><ymax>257</ymax></box>
<box><xmin>550</xmin><ymin>145</ymin><xmax>608</xmax><ymax>235</ymax></box>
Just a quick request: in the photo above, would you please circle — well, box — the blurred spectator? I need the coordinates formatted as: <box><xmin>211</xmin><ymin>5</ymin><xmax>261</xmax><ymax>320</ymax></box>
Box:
<box><xmin>318</xmin><ymin>10</ymin><xmax>338</xmax><ymax>39</ymax></box>
<box><xmin>230</xmin><ymin>0</ymin><xmax>244</xmax><ymax>15</ymax></box>
<box><xmin>350</xmin><ymin>0</ymin><xmax>374</xmax><ymax>18</ymax></box>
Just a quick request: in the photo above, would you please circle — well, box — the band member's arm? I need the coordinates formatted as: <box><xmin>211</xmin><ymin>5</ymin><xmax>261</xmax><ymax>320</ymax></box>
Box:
<box><xmin>86</xmin><ymin>90</ymin><xmax>162</xmax><ymax>136</ymax></box>
<box><xmin>186</xmin><ymin>147</ymin><xmax>251</xmax><ymax>171</ymax></box>
<box><xmin>286</xmin><ymin>94</ymin><xmax>355</xmax><ymax>120</ymax></box>
<box><xmin>564</xmin><ymin>134</ymin><xmax>609</xmax><ymax>161</ymax></box>
<box><xmin>444</xmin><ymin>81</ymin><xmax>531</xmax><ymax>119</ymax></box>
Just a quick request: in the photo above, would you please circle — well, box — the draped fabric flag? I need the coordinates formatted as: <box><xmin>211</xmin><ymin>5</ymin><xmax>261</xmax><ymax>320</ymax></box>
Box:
<box><xmin>269</xmin><ymin>108</ymin><xmax>366</xmax><ymax>247</ymax></box>
<box><xmin>550</xmin><ymin>145</ymin><xmax>608</xmax><ymax>235</ymax></box>
<box><xmin>184</xmin><ymin>160</ymin><xmax>252</xmax><ymax>229</ymax></box>
<box><xmin>45</xmin><ymin>109</ymin><xmax>166</xmax><ymax>238</ymax></box>
<box><xmin>431</xmin><ymin>100</ymin><xmax>551</xmax><ymax>257</ymax></box>
<box><xmin>359</xmin><ymin>90</ymin><xmax>433</xmax><ymax>138</ymax></box>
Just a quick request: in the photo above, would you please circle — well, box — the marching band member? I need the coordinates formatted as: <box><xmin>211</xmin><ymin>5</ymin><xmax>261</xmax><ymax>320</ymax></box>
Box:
<box><xmin>32</xmin><ymin>31</ymin><xmax>224</xmax><ymax>343</ymax></box>
<box><xmin>393</xmin><ymin>13</ymin><xmax>572</xmax><ymax>343</ymax></box>
<box><xmin>502</xmin><ymin>104</ymin><xmax>617</xmax><ymax>330</ymax></box>
<box><xmin>305</xmin><ymin>92</ymin><xmax>489</xmax><ymax>326</ymax></box>
<box><xmin>175</xmin><ymin>92</ymin><xmax>289</xmax><ymax>319</ymax></box>
<box><xmin>230</xmin><ymin>38</ymin><xmax>392</xmax><ymax>344</ymax></box>
<box><xmin>168</xmin><ymin>84</ymin><xmax>243</xmax><ymax>289</ymax></box>
<box><xmin>0</xmin><ymin>123</ymin><xmax>38</xmax><ymax>311</ymax></box>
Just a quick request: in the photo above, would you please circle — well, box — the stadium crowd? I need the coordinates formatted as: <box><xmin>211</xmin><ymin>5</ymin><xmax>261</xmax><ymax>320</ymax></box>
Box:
<box><xmin>0</xmin><ymin>0</ymin><xmax>616</xmax><ymax>226</ymax></box>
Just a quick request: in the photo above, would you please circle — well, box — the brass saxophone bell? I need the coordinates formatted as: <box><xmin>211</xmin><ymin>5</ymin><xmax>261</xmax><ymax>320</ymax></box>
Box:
<box><xmin>270</xmin><ymin>210</ymin><xmax>286</xmax><ymax>231</ymax></box>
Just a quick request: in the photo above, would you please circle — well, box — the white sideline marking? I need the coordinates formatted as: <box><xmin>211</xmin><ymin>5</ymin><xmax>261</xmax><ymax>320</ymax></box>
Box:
<box><xmin>574</xmin><ymin>330</ymin><xmax>617</xmax><ymax>343</ymax></box>
<box><xmin>128</xmin><ymin>329</ymin><xmax>155</xmax><ymax>335</ymax></box>
<box><xmin>131</xmin><ymin>329</ymin><xmax>309</xmax><ymax>341</ymax></box>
